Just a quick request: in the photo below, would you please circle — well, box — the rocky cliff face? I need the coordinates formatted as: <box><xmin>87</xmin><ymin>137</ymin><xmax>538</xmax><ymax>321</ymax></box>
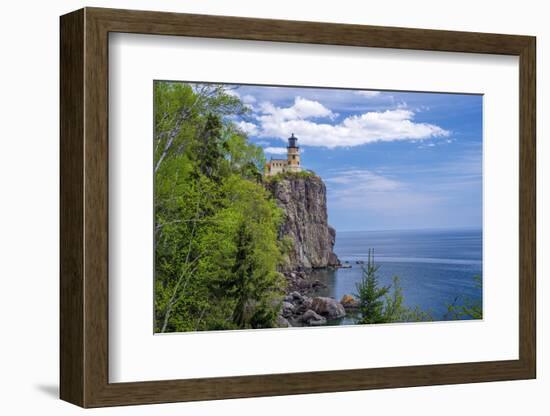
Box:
<box><xmin>266</xmin><ymin>175</ymin><xmax>340</xmax><ymax>271</ymax></box>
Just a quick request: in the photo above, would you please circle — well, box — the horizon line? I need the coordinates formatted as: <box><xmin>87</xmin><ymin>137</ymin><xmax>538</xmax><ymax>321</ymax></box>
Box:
<box><xmin>335</xmin><ymin>225</ymin><xmax>483</xmax><ymax>233</ymax></box>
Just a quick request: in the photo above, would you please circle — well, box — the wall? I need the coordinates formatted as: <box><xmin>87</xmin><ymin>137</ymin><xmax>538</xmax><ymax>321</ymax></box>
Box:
<box><xmin>0</xmin><ymin>0</ymin><xmax>546</xmax><ymax>414</ymax></box>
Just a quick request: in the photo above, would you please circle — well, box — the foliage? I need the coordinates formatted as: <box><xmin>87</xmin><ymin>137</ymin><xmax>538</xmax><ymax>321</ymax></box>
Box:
<box><xmin>354</xmin><ymin>250</ymin><xmax>432</xmax><ymax>324</ymax></box>
<box><xmin>445</xmin><ymin>275</ymin><xmax>483</xmax><ymax>320</ymax></box>
<box><xmin>265</xmin><ymin>170</ymin><xmax>316</xmax><ymax>183</ymax></box>
<box><xmin>355</xmin><ymin>250</ymin><xmax>391</xmax><ymax>324</ymax></box>
<box><xmin>154</xmin><ymin>81</ymin><xmax>285</xmax><ymax>333</ymax></box>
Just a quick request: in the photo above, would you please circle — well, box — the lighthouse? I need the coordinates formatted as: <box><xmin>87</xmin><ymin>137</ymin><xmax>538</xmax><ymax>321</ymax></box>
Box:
<box><xmin>286</xmin><ymin>133</ymin><xmax>301</xmax><ymax>173</ymax></box>
<box><xmin>264</xmin><ymin>133</ymin><xmax>302</xmax><ymax>177</ymax></box>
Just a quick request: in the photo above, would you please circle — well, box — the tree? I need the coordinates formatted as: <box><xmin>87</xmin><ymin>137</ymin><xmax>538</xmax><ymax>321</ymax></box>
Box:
<box><xmin>153</xmin><ymin>81</ymin><xmax>284</xmax><ymax>332</ymax></box>
<box><xmin>354</xmin><ymin>250</ymin><xmax>432</xmax><ymax>325</ymax></box>
<box><xmin>445</xmin><ymin>275</ymin><xmax>483</xmax><ymax>320</ymax></box>
<box><xmin>382</xmin><ymin>276</ymin><xmax>405</xmax><ymax>322</ymax></box>
<box><xmin>153</xmin><ymin>82</ymin><xmax>249</xmax><ymax>174</ymax></box>
<box><xmin>199</xmin><ymin>175</ymin><xmax>285</xmax><ymax>330</ymax></box>
<box><xmin>355</xmin><ymin>249</ymin><xmax>391</xmax><ymax>324</ymax></box>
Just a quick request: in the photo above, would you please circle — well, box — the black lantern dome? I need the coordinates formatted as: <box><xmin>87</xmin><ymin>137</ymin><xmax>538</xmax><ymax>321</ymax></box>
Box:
<box><xmin>287</xmin><ymin>133</ymin><xmax>298</xmax><ymax>148</ymax></box>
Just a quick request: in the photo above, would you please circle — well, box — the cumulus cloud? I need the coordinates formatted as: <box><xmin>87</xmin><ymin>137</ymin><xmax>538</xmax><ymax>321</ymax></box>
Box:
<box><xmin>263</xmin><ymin>147</ymin><xmax>288</xmax><ymax>155</ymax></box>
<box><xmin>258</xmin><ymin>97</ymin><xmax>335</xmax><ymax>122</ymax></box>
<box><xmin>235</xmin><ymin>121</ymin><xmax>258</xmax><ymax>135</ymax></box>
<box><xmin>242</xmin><ymin>94</ymin><xmax>257</xmax><ymax>104</ymax></box>
<box><xmin>239</xmin><ymin>97</ymin><xmax>450</xmax><ymax>148</ymax></box>
<box><xmin>263</xmin><ymin>109</ymin><xmax>449</xmax><ymax>148</ymax></box>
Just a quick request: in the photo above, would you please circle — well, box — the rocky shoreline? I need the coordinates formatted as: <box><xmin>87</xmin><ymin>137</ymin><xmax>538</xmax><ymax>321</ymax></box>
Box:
<box><xmin>276</xmin><ymin>270</ymin><xmax>359</xmax><ymax>328</ymax></box>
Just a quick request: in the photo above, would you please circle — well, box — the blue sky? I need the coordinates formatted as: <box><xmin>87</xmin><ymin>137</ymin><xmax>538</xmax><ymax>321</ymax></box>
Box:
<box><xmin>224</xmin><ymin>84</ymin><xmax>482</xmax><ymax>232</ymax></box>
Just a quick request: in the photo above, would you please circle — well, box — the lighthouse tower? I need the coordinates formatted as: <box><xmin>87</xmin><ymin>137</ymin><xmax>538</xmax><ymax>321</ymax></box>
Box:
<box><xmin>287</xmin><ymin>133</ymin><xmax>301</xmax><ymax>173</ymax></box>
<box><xmin>264</xmin><ymin>133</ymin><xmax>303</xmax><ymax>177</ymax></box>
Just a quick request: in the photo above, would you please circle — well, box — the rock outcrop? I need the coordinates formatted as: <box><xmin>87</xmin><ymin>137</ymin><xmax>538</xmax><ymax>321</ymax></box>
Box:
<box><xmin>340</xmin><ymin>294</ymin><xmax>359</xmax><ymax>310</ymax></box>
<box><xmin>266</xmin><ymin>174</ymin><xmax>340</xmax><ymax>271</ymax></box>
<box><xmin>278</xmin><ymin>291</ymin><xmax>346</xmax><ymax>326</ymax></box>
<box><xmin>311</xmin><ymin>296</ymin><xmax>346</xmax><ymax>320</ymax></box>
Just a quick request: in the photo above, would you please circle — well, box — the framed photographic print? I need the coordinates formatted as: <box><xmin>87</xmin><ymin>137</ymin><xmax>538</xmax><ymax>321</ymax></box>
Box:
<box><xmin>60</xmin><ymin>7</ymin><xmax>536</xmax><ymax>408</ymax></box>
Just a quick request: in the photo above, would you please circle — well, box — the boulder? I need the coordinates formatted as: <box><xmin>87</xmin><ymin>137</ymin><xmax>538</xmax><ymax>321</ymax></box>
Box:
<box><xmin>290</xmin><ymin>291</ymin><xmax>303</xmax><ymax>301</ymax></box>
<box><xmin>311</xmin><ymin>297</ymin><xmax>346</xmax><ymax>319</ymax></box>
<box><xmin>297</xmin><ymin>279</ymin><xmax>310</xmax><ymax>289</ymax></box>
<box><xmin>340</xmin><ymin>294</ymin><xmax>359</xmax><ymax>309</ymax></box>
<box><xmin>276</xmin><ymin>315</ymin><xmax>291</xmax><ymax>328</ymax></box>
<box><xmin>281</xmin><ymin>301</ymin><xmax>295</xmax><ymax>318</ymax></box>
<box><xmin>302</xmin><ymin>309</ymin><xmax>327</xmax><ymax>326</ymax></box>
<box><xmin>311</xmin><ymin>279</ymin><xmax>327</xmax><ymax>288</ymax></box>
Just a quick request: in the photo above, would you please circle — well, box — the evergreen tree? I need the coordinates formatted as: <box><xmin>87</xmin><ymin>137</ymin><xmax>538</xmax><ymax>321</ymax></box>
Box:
<box><xmin>355</xmin><ymin>249</ymin><xmax>391</xmax><ymax>324</ymax></box>
<box><xmin>353</xmin><ymin>252</ymin><xmax>432</xmax><ymax>325</ymax></box>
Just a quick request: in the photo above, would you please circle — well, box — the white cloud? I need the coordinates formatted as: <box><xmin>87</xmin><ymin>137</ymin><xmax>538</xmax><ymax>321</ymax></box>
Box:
<box><xmin>234</xmin><ymin>121</ymin><xmax>258</xmax><ymax>135</ymax></box>
<box><xmin>236</xmin><ymin>96</ymin><xmax>450</xmax><ymax>148</ymax></box>
<box><xmin>259</xmin><ymin>96</ymin><xmax>335</xmax><ymax>122</ymax></box>
<box><xmin>263</xmin><ymin>147</ymin><xmax>287</xmax><ymax>155</ymax></box>
<box><xmin>242</xmin><ymin>94</ymin><xmax>257</xmax><ymax>104</ymax></box>
<box><xmin>224</xmin><ymin>87</ymin><xmax>240</xmax><ymax>98</ymax></box>
<box><xmin>354</xmin><ymin>90</ymin><xmax>381</xmax><ymax>97</ymax></box>
<box><xmin>260</xmin><ymin>108</ymin><xmax>449</xmax><ymax>148</ymax></box>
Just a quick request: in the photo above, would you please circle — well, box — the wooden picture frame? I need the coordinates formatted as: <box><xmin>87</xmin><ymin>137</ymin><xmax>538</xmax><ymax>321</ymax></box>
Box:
<box><xmin>60</xmin><ymin>7</ymin><xmax>536</xmax><ymax>408</ymax></box>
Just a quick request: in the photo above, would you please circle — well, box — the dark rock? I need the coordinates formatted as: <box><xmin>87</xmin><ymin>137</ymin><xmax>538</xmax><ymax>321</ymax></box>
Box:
<box><xmin>282</xmin><ymin>301</ymin><xmax>295</xmax><ymax>318</ymax></box>
<box><xmin>290</xmin><ymin>291</ymin><xmax>303</xmax><ymax>301</ymax></box>
<box><xmin>276</xmin><ymin>315</ymin><xmax>291</xmax><ymax>328</ymax></box>
<box><xmin>297</xmin><ymin>279</ymin><xmax>312</xmax><ymax>289</ymax></box>
<box><xmin>302</xmin><ymin>309</ymin><xmax>327</xmax><ymax>326</ymax></box>
<box><xmin>311</xmin><ymin>297</ymin><xmax>346</xmax><ymax>319</ymax></box>
<box><xmin>302</xmin><ymin>296</ymin><xmax>313</xmax><ymax>309</ymax></box>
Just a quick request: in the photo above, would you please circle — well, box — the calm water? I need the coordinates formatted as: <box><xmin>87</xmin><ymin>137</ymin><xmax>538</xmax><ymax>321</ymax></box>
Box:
<box><xmin>310</xmin><ymin>228</ymin><xmax>482</xmax><ymax>322</ymax></box>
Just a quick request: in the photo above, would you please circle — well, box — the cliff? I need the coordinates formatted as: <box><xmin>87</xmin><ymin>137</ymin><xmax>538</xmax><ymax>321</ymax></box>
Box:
<box><xmin>266</xmin><ymin>174</ymin><xmax>340</xmax><ymax>271</ymax></box>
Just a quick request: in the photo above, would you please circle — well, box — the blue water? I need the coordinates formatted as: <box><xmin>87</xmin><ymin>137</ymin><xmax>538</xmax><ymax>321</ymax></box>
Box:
<box><xmin>310</xmin><ymin>228</ymin><xmax>482</xmax><ymax>322</ymax></box>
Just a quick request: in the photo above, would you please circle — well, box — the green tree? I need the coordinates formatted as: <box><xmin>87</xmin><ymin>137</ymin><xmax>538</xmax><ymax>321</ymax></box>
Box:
<box><xmin>355</xmin><ymin>250</ymin><xmax>391</xmax><ymax>324</ymax></box>
<box><xmin>383</xmin><ymin>276</ymin><xmax>432</xmax><ymax>322</ymax></box>
<box><xmin>154</xmin><ymin>81</ymin><xmax>248</xmax><ymax>174</ymax></box>
<box><xmin>153</xmin><ymin>81</ymin><xmax>284</xmax><ymax>332</ymax></box>
<box><xmin>199</xmin><ymin>175</ymin><xmax>285</xmax><ymax>330</ymax></box>
<box><xmin>382</xmin><ymin>276</ymin><xmax>405</xmax><ymax>322</ymax></box>
<box><xmin>445</xmin><ymin>275</ymin><xmax>483</xmax><ymax>320</ymax></box>
<box><xmin>354</xmin><ymin>250</ymin><xmax>432</xmax><ymax>324</ymax></box>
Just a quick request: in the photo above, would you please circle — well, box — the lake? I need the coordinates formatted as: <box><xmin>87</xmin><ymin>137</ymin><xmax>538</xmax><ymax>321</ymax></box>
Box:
<box><xmin>309</xmin><ymin>228</ymin><xmax>483</xmax><ymax>323</ymax></box>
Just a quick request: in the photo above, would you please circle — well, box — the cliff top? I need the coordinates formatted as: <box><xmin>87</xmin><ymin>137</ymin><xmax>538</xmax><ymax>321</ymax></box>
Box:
<box><xmin>264</xmin><ymin>170</ymin><xmax>318</xmax><ymax>183</ymax></box>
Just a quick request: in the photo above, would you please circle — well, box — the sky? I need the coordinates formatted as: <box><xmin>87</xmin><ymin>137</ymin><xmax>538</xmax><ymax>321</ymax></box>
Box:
<box><xmin>224</xmin><ymin>84</ymin><xmax>483</xmax><ymax>232</ymax></box>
